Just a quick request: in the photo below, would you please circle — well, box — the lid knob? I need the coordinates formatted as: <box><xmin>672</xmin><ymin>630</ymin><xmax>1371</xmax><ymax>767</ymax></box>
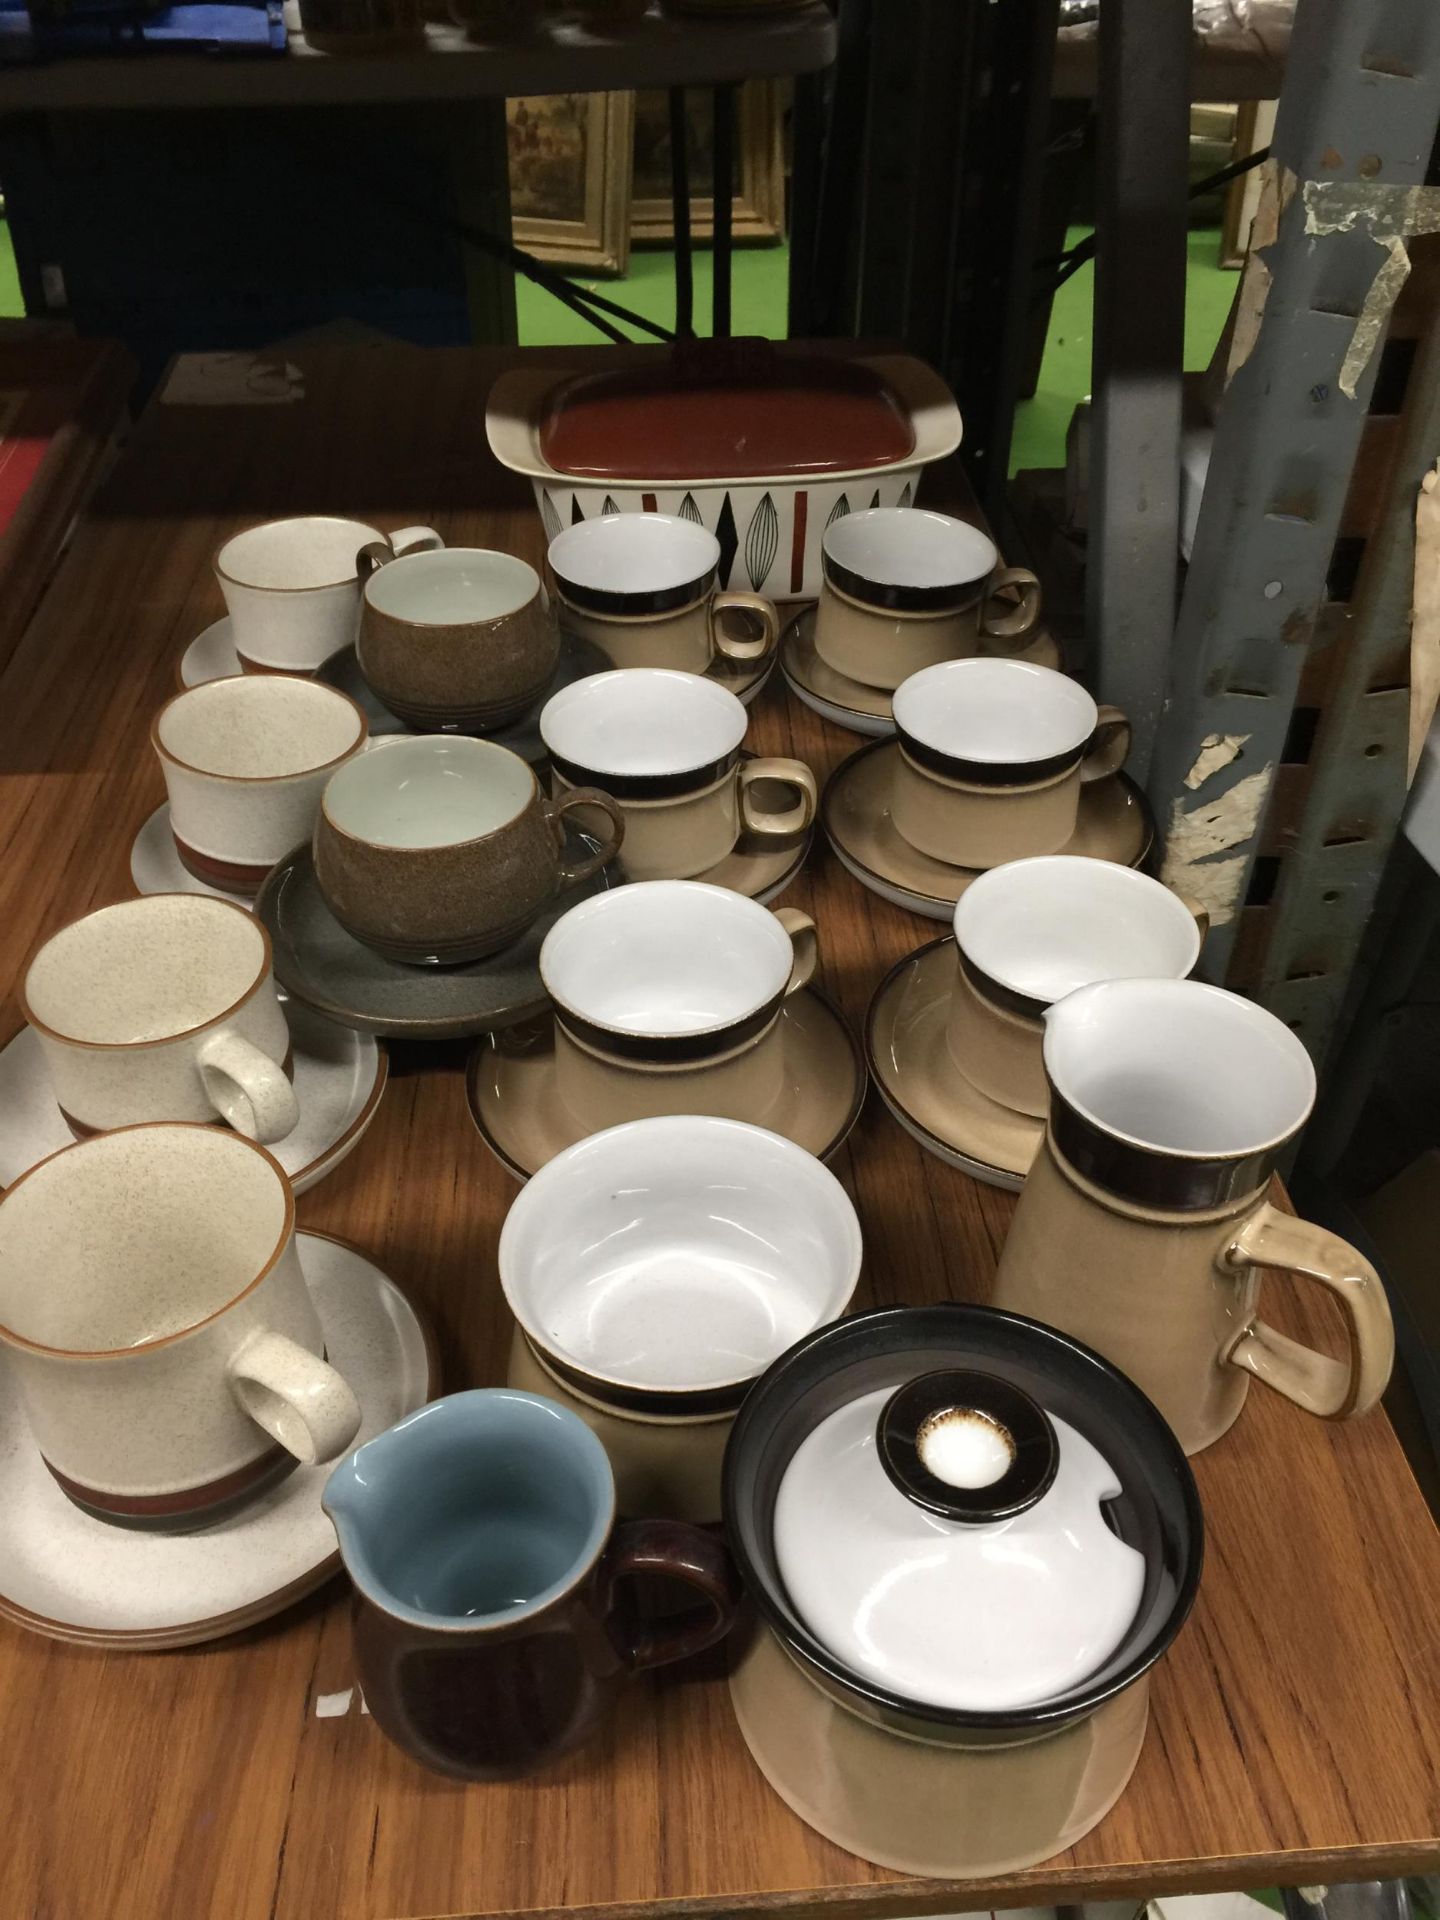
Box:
<box><xmin>876</xmin><ymin>1370</ymin><xmax>1059</xmax><ymax>1522</ymax></box>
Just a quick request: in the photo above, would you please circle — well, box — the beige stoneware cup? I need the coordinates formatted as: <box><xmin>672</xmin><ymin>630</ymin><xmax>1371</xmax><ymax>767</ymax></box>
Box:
<box><xmin>890</xmin><ymin>657</ymin><xmax>1130</xmax><ymax>869</ymax></box>
<box><xmin>992</xmin><ymin>978</ymin><xmax>1395</xmax><ymax>1455</ymax></box>
<box><xmin>151</xmin><ymin>674</ymin><xmax>369</xmax><ymax>895</ymax></box>
<box><xmin>947</xmin><ymin>858</ymin><xmax>1205</xmax><ymax>1117</ymax></box>
<box><xmin>538</xmin><ymin>880</ymin><xmax>817</xmax><ymax>1130</ymax></box>
<box><xmin>215</xmin><ymin>515</ymin><xmax>442</xmax><ymax>674</ymax></box>
<box><xmin>22</xmin><ymin>895</ymin><xmax>299</xmax><ymax>1144</ymax></box>
<box><xmin>815</xmin><ymin>507</ymin><xmax>1041</xmax><ymax>691</ymax></box>
<box><xmin>314</xmin><ymin>734</ymin><xmax>623</xmax><ymax>965</ymax></box>
<box><xmin>0</xmin><ymin>1123</ymin><xmax>361</xmax><ymax>1530</ymax></box>
<box><xmin>548</xmin><ymin>513</ymin><xmax>779</xmax><ymax>675</ymax></box>
<box><xmin>357</xmin><ymin>546</ymin><xmax>560</xmax><ymax>730</ymax></box>
<box><xmin>539</xmin><ymin>668</ymin><xmax>815</xmax><ymax>882</ymax></box>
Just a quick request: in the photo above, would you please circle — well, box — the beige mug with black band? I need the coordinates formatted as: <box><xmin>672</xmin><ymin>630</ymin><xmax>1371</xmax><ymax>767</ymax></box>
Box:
<box><xmin>548</xmin><ymin>514</ymin><xmax>779</xmax><ymax>675</ymax></box>
<box><xmin>540</xmin><ymin>668</ymin><xmax>816</xmax><ymax>882</ymax></box>
<box><xmin>539</xmin><ymin>881</ymin><xmax>816</xmax><ymax>1130</ymax></box>
<box><xmin>0</xmin><ymin>1124</ymin><xmax>360</xmax><ymax>1530</ymax></box>
<box><xmin>991</xmin><ymin>978</ymin><xmax>1394</xmax><ymax>1455</ymax></box>
<box><xmin>890</xmin><ymin>657</ymin><xmax>1129</xmax><ymax>869</ymax></box>
<box><xmin>946</xmin><ymin>858</ymin><xmax>1206</xmax><ymax>1117</ymax></box>
<box><xmin>22</xmin><ymin>895</ymin><xmax>298</xmax><ymax>1144</ymax></box>
<box><xmin>816</xmin><ymin>508</ymin><xmax>1042</xmax><ymax>691</ymax></box>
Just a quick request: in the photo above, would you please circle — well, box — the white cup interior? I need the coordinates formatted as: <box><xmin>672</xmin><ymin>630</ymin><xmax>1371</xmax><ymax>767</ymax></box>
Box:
<box><xmin>363</xmin><ymin>547</ymin><xmax>537</xmax><ymax>626</ymax></box>
<box><xmin>540</xmin><ymin>668</ymin><xmax>746</xmax><ymax>777</ymax></box>
<box><xmin>323</xmin><ymin>736</ymin><xmax>534</xmax><ymax>849</ymax></box>
<box><xmin>498</xmin><ymin>1116</ymin><xmax>863</xmax><ymax>1392</ymax></box>
<box><xmin>156</xmin><ymin>675</ymin><xmax>365</xmax><ymax>780</ymax></box>
<box><xmin>893</xmin><ymin>658</ymin><xmax>1098</xmax><ymax>766</ymax></box>
<box><xmin>216</xmin><ymin>516</ymin><xmax>381</xmax><ymax>593</ymax></box>
<box><xmin>954</xmin><ymin>858</ymin><xmax>1201</xmax><ymax>1005</ymax></box>
<box><xmin>823</xmin><ymin>507</ymin><xmax>997</xmax><ymax>590</ymax></box>
<box><xmin>1044</xmin><ymin>978</ymin><xmax>1317</xmax><ymax>1157</ymax></box>
<box><xmin>0</xmin><ymin>1125</ymin><xmax>289</xmax><ymax>1351</ymax></box>
<box><xmin>24</xmin><ymin>896</ymin><xmax>268</xmax><ymax>1046</ymax></box>
<box><xmin>548</xmin><ymin>513</ymin><xmax>719</xmax><ymax>598</ymax></box>
<box><xmin>541</xmin><ymin>880</ymin><xmax>794</xmax><ymax>1037</ymax></box>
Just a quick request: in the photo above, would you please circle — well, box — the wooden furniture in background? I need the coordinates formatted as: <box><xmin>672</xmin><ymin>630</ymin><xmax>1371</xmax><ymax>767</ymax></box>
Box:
<box><xmin>508</xmin><ymin>91</ymin><xmax>637</xmax><ymax>276</ymax></box>
<box><xmin>0</xmin><ymin>342</ymin><xmax>1435</xmax><ymax>1920</ymax></box>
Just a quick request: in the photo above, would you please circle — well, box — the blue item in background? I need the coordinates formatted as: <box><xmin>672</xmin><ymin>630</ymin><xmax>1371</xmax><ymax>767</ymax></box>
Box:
<box><xmin>0</xmin><ymin>1</ymin><xmax>285</xmax><ymax>60</ymax></box>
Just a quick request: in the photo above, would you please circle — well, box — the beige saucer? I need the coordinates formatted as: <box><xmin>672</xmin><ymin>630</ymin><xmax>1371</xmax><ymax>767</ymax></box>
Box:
<box><xmin>466</xmin><ymin>986</ymin><xmax>865</xmax><ymax>1179</ymax></box>
<box><xmin>780</xmin><ymin>605</ymin><xmax>1062</xmax><ymax>738</ymax></box>
<box><xmin>822</xmin><ymin>737</ymin><xmax>1154</xmax><ymax>919</ymax></box>
<box><xmin>625</xmin><ymin>828</ymin><xmax>811</xmax><ymax>904</ymax></box>
<box><xmin>707</xmin><ymin>647</ymin><xmax>776</xmax><ymax>707</ymax></box>
<box><xmin>866</xmin><ymin>936</ymin><xmax>1042</xmax><ymax>1188</ymax></box>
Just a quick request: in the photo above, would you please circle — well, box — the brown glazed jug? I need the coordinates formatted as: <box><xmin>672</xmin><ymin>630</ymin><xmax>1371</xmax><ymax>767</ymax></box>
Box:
<box><xmin>323</xmin><ymin>1390</ymin><xmax>739</xmax><ymax>1780</ymax></box>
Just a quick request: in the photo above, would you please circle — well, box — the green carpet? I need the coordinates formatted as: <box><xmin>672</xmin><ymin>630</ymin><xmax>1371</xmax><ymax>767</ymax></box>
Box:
<box><xmin>515</xmin><ymin>244</ymin><xmax>789</xmax><ymax>349</ymax></box>
<box><xmin>1010</xmin><ymin>225</ymin><xmax>1238</xmax><ymax>473</ymax></box>
<box><xmin>0</xmin><ymin>222</ymin><xmax>20</xmax><ymax>317</ymax></box>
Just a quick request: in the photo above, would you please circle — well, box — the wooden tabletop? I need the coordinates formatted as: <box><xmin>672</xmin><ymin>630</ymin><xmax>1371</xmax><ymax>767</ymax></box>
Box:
<box><xmin>1</xmin><ymin>344</ymin><xmax>1436</xmax><ymax>1920</ymax></box>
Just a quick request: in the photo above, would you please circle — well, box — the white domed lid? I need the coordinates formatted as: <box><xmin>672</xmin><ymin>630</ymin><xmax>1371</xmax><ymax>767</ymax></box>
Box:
<box><xmin>773</xmin><ymin>1370</ymin><xmax>1145</xmax><ymax>1713</ymax></box>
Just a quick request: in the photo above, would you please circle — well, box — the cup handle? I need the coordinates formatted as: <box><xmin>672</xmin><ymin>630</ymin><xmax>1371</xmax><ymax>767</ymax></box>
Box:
<box><xmin>228</xmin><ymin>1329</ymin><xmax>362</xmax><ymax>1465</ymax></box>
<box><xmin>1220</xmin><ymin>1202</ymin><xmax>1395</xmax><ymax>1420</ymax></box>
<box><xmin>979</xmin><ymin>566</ymin><xmax>1042</xmax><ymax>643</ymax></box>
<box><xmin>1081</xmin><ymin>703</ymin><xmax>1131</xmax><ymax>783</ymax></box>
<box><xmin>737</xmin><ymin>757</ymin><xmax>818</xmax><ymax>846</ymax></box>
<box><xmin>1176</xmin><ymin>891</ymin><xmax>1211</xmax><ymax>947</ymax></box>
<box><xmin>355</xmin><ymin>526</ymin><xmax>444</xmax><ymax>580</ymax></box>
<box><xmin>772</xmin><ymin>905</ymin><xmax>817</xmax><ymax>996</ymax></box>
<box><xmin>197</xmin><ymin>1031</ymin><xmax>300</xmax><ymax>1145</ymax></box>
<box><xmin>710</xmin><ymin>591</ymin><xmax>780</xmax><ymax>663</ymax></box>
<box><xmin>546</xmin><ymin>787</ymin><xmax>625</xmax><ymax>886</ymax></box>
<box><xmin>597</xmin><ymin>1518</ymin><xmax>741</xmax><ymax>1673</ymax></box>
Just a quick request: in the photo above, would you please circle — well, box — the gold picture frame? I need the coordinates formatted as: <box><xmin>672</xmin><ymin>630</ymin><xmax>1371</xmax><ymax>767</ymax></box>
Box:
<box><xmin>629</xmin><ymin>80</ymin><xmax>786</xmax><ymax>247</ymax></box>
<box><xmin>507</xmin><ymin>91</ymin><xmax>635</xmax><ymax>278</ymax></box>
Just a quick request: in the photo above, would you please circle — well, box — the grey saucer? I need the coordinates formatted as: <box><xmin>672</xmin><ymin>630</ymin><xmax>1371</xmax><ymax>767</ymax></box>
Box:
<box><xmin>315</xmin><ymin>628</ymin><xmax>614</xmax><ymax>766</ymax></box>
<box><xmin>253</xmin><ymin>828</ymin><xmax>618</xmax><ymax>1040</ymax></box>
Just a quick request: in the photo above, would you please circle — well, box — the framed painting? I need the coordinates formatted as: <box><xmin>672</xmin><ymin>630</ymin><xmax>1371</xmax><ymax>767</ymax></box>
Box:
<box><xmin>507</xmin><ymin>91</ymin><xmax>635</xmax><ymax>278</ymax></box>
<box><xmin>629</xmin><ymin>79</ymin><xmax>786</xmax><ymax>247</ymax></box>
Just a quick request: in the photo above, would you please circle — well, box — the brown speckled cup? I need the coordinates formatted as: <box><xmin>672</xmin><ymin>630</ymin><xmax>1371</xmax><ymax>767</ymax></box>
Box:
<box><xmin>357</xmin><ymin>547</ymin><xmax>560</xmax><ymax>731</ymax></box>
<box><xmin>314</xmin><ymin>737</ymin><xmax>623</xmax><ymax>966</ymax></box>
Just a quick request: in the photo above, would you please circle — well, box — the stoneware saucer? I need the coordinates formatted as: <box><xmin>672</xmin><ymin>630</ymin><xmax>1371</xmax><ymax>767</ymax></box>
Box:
<box><xmin>254</xmin><ymin>829</ymin><xmax>617</xmax><ymax>1041</ymax></box>
<box><xmin>866</xmin><ymin>936</ymin><xmax>1042</xmax><ymax>1188</ymax></box>
<box><xmin>0</xmin><ymin>1234</ymin><xmax>437</xmax><ymax>1650</ymax></box>
<box><xmin>780</xmin><ymin>606</ymin><xmax>1062</xmax><ymax>738</ymax></box>
<box><xmin>315</xmin><ymin>628</ymin><xmax>613</xmax><ymax>769</ymax></box>
<box><xmin>822</xmin><ymin>737</ymin><xmax>1154</xmax><ymax>920</ymax></box>
<box><xmin>0</xmin><ymin>1002</ymin><xmax>387</xmax><ymax>1196</ymax></box>
<box><xmin>466</xmin><ymin>987</ymin><xmax>866</xmax><ymax>1179</ymax></box>
<box><xmin>177</xmin><ymin>615</ymin><xmax>241</xmax><ymax>689</ymax></box>
<box><xmin>131</xmin><ymin>802</ymin><xmax>252</xmax><ymax>905</ymax></box>
<box><xmin>706</xmin><ymin>646</ymin><xmax>776</xmax><ymax>707</ymax></box>
<box><xmin>628</xmin><ymin>827</ymin><xmax>811</xmax><ymax>904</ymax></box>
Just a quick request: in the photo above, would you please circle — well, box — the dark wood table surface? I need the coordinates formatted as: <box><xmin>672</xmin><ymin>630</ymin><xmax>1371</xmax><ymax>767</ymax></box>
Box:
<box><xmin>1</xmin><ymin>344</ymin><xmax>1436</xmax><ymax>1920</ymax></box>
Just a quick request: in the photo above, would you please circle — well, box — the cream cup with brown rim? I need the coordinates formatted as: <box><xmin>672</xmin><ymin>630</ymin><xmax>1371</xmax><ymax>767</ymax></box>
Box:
<box><xmin>357</xmin><ymin>545</ymin><xmax>560</xmax><ymax>731</ymax></box>
<box><xmin>314</xmin><ymin>734</ymin><xmax>623</xmax><ymax>966</ymax></box>
<box><xmin>539</xmin><ymin>668</ymin><xmax>816</xmax><ymax>882</ymax></box>
<box><xmin>22</xmin><ymin>894</ymin><xmax>299</xmax><ymax>1144</ymax></box>
<box><xmin>215</xmin><ymin>516</ymin><xmax>442</xmax><ymax>674</ymax></box>
<box><xmin>547</xmin><ymin>513</ymin><xmax>779</xmax><ymax>674</ymax></box>
<box><xmin>947</xmin><ymin>858</ymin><xmax>1206</xmax><ymax>1118</ymax></box>
<box><xmin>497</xmin><ymin>1114</ymin><xmax>863</xmax><ymax>1522</ymax></box>
<box><xmin>0</xmin><ymin>1123</ymin><xmax>361</xmax><ymax>1531</ymax></box>
<box><xmin>890</xmin><ymin>658</ymin><xmax>1131</xmax><ymax>869</ymax></box>
<box><xmin>151</xmin><ymin>674</ymin><xmax>368</xmax><ymax>896</ymax></box>
<box><xmin>816</xmin><ymin>507</ymin><xmax>1042</xmax><ymax>692</ymax></box>
<box><xmin>539</xmin><ymin>880</ymin><xmax>817</xmax><ymax>1131</ymax></box>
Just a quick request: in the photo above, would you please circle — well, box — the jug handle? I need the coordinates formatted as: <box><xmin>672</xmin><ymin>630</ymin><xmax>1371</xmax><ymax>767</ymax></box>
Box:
<box><xmin>1220</xmin><ymin>1202</ymin><xmax>1395</xmax><ymax>1420</ymax></box>
<box><xmin>597</xmin><ymin>1519</ymin><xmax>741</xmax><ymax>1672</ymax></box>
